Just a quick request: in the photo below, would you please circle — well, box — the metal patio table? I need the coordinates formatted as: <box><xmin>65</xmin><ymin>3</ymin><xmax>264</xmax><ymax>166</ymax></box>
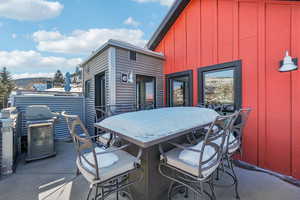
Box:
<box><xmin>94</xmin><ymin>107</ymin><xmax>219</xmax><ymax>200</ymax></box>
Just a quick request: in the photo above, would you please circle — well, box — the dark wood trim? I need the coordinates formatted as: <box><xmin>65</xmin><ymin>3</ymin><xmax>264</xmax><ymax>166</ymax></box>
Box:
<box><xmin>197</xmin><ymin>60</ymin><xmax>242</xmax><ymax>109</ymax></box>
<box><xmin>166</xmin><ymin>70</ymin><xmax>193</xmax><ymax>107</ymax></box>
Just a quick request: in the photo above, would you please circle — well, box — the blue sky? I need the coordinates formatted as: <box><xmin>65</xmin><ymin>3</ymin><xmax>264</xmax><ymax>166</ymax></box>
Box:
<box><xmin>0</xmin><ymin>0</ymin><xmax>174</xmax><ymax>79</ymax></box>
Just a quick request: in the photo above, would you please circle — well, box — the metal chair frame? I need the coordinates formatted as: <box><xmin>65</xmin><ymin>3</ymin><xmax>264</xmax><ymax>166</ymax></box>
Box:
<box><xmin>62</xmin><ymin>112</ymin><xmax>143</xmax><ymax>200</ymax></box>
<box><xmin>215</xmin><ymin>108</ymin><xmax>252</xmax><ymax>199</ymax></box>
<box><xmin>159</xmin><ymin>114</ymin><xmax>237</xmax><ymax>200</ymax></box>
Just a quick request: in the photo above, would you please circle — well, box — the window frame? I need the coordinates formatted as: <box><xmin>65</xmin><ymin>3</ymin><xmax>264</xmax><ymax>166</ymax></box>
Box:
<box><xmin>166</xmin><ymin>70</ymin><xmax>193</xmax><ymax>107</ymax></box>
<box><xmin>136</xmin><ymin>74</ymin><xmax>157</xmax><ymax>108</ymax></box>
<box><xmin>130</xmin><ymin>51</ymin><xmax>137</xmax><ymax>61</ymax></box>
<box><xmin>84</xmin><ymin>79</ymin><xmax>91</xmax><ymax>98</ymax></box>
<box><xmin>198</xmin><ymin>60</ymin><xmax>242</xmax><ymax>109</ymax></box>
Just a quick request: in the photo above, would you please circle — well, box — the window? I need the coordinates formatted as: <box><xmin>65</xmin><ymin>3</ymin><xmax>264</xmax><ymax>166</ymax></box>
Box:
<box><xmin>136</xmin><ymin>75</ymin><xmax>156</xmax><ymax>109</ymax></box>
<box><xmin>84</xmin><ymin>80</ymin><xmax>91</xmax><ymax>98</ymax></box>
<box><xmin>130</xmin><ymin>51</ymin><xmax>136</xmax><ymax>61</ymax></box>
<box><xmin>166</xmin><ymin>70</ymin><xmax>193</xmax><ymax>107</ymax></box>
<box><xmin>198</xmin><ymin>60</ymin><xmax>242</xmax><ymax>110</ymax></box>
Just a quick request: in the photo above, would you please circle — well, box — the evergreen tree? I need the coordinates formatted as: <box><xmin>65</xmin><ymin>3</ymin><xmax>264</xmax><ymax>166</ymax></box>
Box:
<box><xmin>0</xmin><ymin>67</ymin><xmax>15</xmax><ymax>108</ymax></box>
<box><xmin>53</xmin><ymin>70</ymin><xmax>64</xmax><ymax>87</ymax></box>
<box><xmin>0</xmin><ymin>67</ymin><xmax>15</xmax><ymax>92</ymax></box>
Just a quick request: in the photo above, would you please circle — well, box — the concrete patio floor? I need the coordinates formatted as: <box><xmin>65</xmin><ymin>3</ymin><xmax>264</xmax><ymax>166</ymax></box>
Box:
<box><xmin>0</xmin><ymin>142</ymin><xmax>299</xmax><ymax>200</ymax></box>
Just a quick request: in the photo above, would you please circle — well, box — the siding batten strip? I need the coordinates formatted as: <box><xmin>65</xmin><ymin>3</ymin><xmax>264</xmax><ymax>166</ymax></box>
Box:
<box><xmin>108</xmin><ymin>47</ymin><xmax>117</xmax><ymax>106</ymax></box>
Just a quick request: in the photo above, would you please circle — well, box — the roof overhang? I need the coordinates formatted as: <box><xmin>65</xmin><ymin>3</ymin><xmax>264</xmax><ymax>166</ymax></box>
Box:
<box><xmin>147</xmin><ymin>0</ymin><xmax>190</xmax><ymax>50</ymax></box>
<box><xmin>80</xmin><ymin>39</ymin><xmax>165</xmax><ymax>67</ymax></box>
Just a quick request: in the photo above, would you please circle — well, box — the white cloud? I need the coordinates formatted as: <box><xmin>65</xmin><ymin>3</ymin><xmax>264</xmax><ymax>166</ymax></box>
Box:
<box><xmin>132</xmin><ymin>0</ymin><xmax>175</xmax><ymax>7</ymax></box>
<box><xmin>0</xmin><ymin>0</ymin><xmax>63</xmax><ymax>21</ymax></box>
<box><xmin>0</xmin><ymin>50</ymin><xmax>82</xmax><ymax>75</ymax></box>
<box><xmin>33</xmin><ymin>28</ymin><xmax>147</xmax><ymax>54</ymax></box>
<box><xmin>124</xmin><ymin>17</ymin><xmax>140</xmax><ymax>27</ymax></box>
<box><xmin>12</xmin><ymin>72</ymin><xmax>54</xmax><ymax>79</ymax></box>
<box><xmin>12</xmin><ymin>33</ymin><xmax>17</xmax><ymax>39</ymax></box>
<box><xmin>33</xmin><ymin>30</ymin><xmax>63</xmax><ymax>41</ymax></box>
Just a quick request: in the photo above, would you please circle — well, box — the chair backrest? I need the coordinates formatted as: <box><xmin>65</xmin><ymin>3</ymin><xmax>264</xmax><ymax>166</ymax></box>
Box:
<box><xmin>230</xmin><ymin>108</ymin><xmax>252</xmax><ymax>150</ymax></box>
<box><xmin>198</xmin><ymin>113</ymin><xmax>236</xmax><ymax>177</ymax></box>
<box><xmin>62</xmin><ymin>111</ymin><xmax>100</xmax><ymax>179</ymax></box>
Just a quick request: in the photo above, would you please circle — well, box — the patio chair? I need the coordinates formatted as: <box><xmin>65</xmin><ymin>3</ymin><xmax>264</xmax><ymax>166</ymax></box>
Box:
<box><xmin>216</xmin><ymin>108</ymin><xmax>251</xmax><ymax>199</ymax></box>
<box><xmin>95</xmin><ymin>106</ymin><xmax>116</xmax><ymax>147</ymax></box>
<box><xmin>159</xmin><ymin>114</ymin><xmax>236</xmax><ymax>200</ymax></box>
<box><xmin>62</xmin><ymin>112</ymin><xmax>143</xmax><ymax>200</ymax></box>
<box><xmin>95</xmin><ymin>104</ymin><xmax>139</xmax><ymax>147</ymax></box>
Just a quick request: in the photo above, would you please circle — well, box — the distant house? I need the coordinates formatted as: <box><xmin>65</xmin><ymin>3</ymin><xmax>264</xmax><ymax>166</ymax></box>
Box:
<box><xmin>15</xmin><ymin>77</ymin><xmax>53</xmax><ymax>91</ymax></box>
<box><xmin>81</xmin><ymin>39</ymin><xmax>164</xmax><ymax>134</ymax></box>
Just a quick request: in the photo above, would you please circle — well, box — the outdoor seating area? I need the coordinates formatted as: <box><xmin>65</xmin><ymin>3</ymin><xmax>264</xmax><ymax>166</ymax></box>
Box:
<box><xmin>1</xmin><ymin>102</ymin><xmax>299</xmax><ymax>200</ymax></box>
<box><xmin>2</xmin><ymin>1</ymin><xmax>300</xmax><ymax>200</ymax></box>
<box><xmin>1</xmin><ymin>140</ymin><xmax>300</xmax><ymax>200</ymax></box>
<box><xmin>8</xmin><ymin>104</ymin><xmax>286</xmax><ymax>200</ymax></box>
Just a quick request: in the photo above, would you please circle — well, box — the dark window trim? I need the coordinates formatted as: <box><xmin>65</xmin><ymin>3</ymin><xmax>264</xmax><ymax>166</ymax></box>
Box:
<box><xmin>94</xmin><ymin>72</ymin><xmax>106</xmax><ymax>107</ymax></box>
<box><xmin>166</xmin><ymin>70</ymin><xmax>193</xmax><ymax>107</ymax></box>
<box><xmin>198</xmin><ymin>60</ymin><xmax>242</xmax><ymax>109</ymax></box>
<box><xmin>136</xmin><ymin>74</ymin><xmax>157</xmax><ymax>108</ymax></box>
<box><xmin>130</xmin><ymin>51</ymin><xmax>137</xmax><ymax>61</ymax></box>
<box><xmin>84</xmin><ymin>79</ymin><xmax>91</xmax><ymax>98</ymax></box>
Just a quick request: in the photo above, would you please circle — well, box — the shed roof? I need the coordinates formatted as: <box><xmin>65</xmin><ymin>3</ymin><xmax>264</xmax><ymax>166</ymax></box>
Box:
<box><xmin>81</xmin><ymin>39</ymin><xmax>165</xmax><ymax>67</ymax></box>
<box><xmin>147</xmin><ymin>0</ymin><xmax>190</xmax><ymax>50</ymax></box>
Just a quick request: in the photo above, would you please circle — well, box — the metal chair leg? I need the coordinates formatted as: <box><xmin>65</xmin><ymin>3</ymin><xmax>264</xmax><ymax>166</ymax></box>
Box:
<box><xmin>184</xmin><ymin>187</ymin><xmax>189</xmax><ymax>198</ymax></box>
<box><xmin>101</xmin><ymin>187</ymin><xmax>104</xmax><ymax>200</ymax></box>
<box><xmin>229</xmin><ymin>159</ymin><xmax>240</xmax><ymax>199</ymax></box>
<box><xmin>116</xmin><ymin>180</ymin><xmax>119</xmax><ymax>200</ymax></box>
<box><xmin>168</xmin><ymin>181</ymin><xmax>175</xmax><ymax>200</ymax></box>
<box><xmin>94</xmin><ymin>184</ymin><xmax>99</xmax><ymax>200</ymax></box>
<box><xmin>209</xmin><ymin>178</ymin><xmax>216</xmax><ymax>200</ymax></box>
<box><xmin>215</xmin><ymin>167</ymin><xmax>220</xmax><ymax>181</ymax></box>
<box><xmin>86</xmin><ymin>184</ymin><xmax>93</xmax><ymax>200</ymax></box>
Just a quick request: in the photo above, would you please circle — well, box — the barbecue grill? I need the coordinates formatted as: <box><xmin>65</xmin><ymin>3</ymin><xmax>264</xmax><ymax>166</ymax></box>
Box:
<box><xmin>24</xmin><ymin>105</ymin><xmax>59</xmax><ymax>161</ymax></box>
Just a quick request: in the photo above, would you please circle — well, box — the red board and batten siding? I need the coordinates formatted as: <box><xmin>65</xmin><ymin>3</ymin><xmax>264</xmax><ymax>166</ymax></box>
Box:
<box><xmin>154</xmin><ymin>0</ymin><xmax>300</xmax><ymax>179</ymax></box>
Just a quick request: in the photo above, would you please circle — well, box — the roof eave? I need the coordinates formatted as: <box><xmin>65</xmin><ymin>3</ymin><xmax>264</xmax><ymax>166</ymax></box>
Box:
<box><xmin>147</xmin><ymin>0</ymin><xmax>190</xmax><ymax>50</ymax></box>
<box><xmin>80</xmin><ymin>39</ymin><xmax>165</xmax><ymax>67</ymax></box>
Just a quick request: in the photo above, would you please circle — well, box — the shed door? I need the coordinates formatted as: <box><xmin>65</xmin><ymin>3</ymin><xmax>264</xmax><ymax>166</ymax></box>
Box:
<box><xmin>95</xmin><ymin>73</ymin><xmax>105</xmax><ymax>108</ymax></box>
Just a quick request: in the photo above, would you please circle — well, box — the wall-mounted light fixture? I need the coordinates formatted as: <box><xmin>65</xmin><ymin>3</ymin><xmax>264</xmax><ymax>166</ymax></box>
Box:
<box><xmin>279</xmin><ymin>51</ymin><xmax>298</xmax><ymax>72</ymax></box>
<box><xmin>128</xmin><ymin>71</ymin><xmax>134</xmax><ymax>83</ymax></box>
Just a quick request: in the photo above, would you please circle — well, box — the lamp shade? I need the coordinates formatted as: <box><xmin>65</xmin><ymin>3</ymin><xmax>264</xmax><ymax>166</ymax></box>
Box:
<box><xmin>279</xmin><ymin>51</ymin><xmax>298</xmax><ymax>72</ymax></box>
<box><xmin>128</xmin><ymin>71</ymin><xmax>134</xmax><ymax>83</ymax></box>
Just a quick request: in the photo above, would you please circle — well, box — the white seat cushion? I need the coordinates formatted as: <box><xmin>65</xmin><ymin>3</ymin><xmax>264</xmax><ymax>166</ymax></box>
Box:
<box><xmin>227</xmin><ymin>134</ymin><xmax>239</xmax><ymax>154</ymax></box>
<box><xmin>77</xmin><ymin>147</ymin><xmax>137</xmax><ymax>183</ymax></box>
<box><xmin>216</xmin><ymin>133</ymin><xmax>239</xmax><ymax>154</ymax></box>
<box><xmin>203</xmin><ymin>125</ymin><xmax>219</xmax><ymax>133</ymax></box>
<box><xmin>82</xmin><ymin>147</ymin><xmax>118</xmax><ymax>169</ymax></box>
<box><xmin>98</xmin><ymin>133</ymin><xmax>111</xmax><ymax>144</ymax></box>
<box><xmin>162</xmin><ymin>143</ymin><xmax>219</xmax><ymax>178</ymax></box>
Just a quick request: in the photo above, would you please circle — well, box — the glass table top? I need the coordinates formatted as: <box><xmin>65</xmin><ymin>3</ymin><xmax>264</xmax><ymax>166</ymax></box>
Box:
<box><xmin>95</xmin><ymin>107</ymin><xmax>219</xmax><ymax>147</ymax></box>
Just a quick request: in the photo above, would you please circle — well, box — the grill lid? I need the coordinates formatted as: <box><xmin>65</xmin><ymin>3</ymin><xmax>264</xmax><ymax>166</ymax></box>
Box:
<box><xmin>25</xmin><ymin>105</ymin><xmax>58</xmax><ymax>121</ymax></box>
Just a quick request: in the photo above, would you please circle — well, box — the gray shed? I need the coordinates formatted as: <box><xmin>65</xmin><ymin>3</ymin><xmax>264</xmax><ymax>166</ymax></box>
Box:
<box><xmin>81</xmin><ymin>39</ymin><xmax>165</xmax><ymax>134</ymax></box>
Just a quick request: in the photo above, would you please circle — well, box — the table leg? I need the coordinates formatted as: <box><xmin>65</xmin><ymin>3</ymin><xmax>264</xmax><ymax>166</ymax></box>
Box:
<box><xmin>126</xmin><ymin>144</ymin><xmax>170</xmax><ymax>200</ymax></box>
